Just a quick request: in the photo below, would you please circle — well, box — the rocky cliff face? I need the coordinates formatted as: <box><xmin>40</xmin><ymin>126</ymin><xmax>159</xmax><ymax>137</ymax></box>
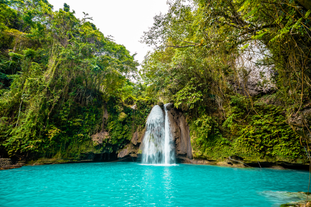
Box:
<box><xmin>165</xmin><ymin>103</ymin><xmax>193</xmax><ymax>159</ymax></box>
<box><xmin>117</xmin><ymin>126</ymin><xmax>145</xmax><ymax>160</ymax></box>
<box><xmin>91</xmin><ymin>107</ymin><xmax>110</xmax><ymax>146</ymax></box>
<box><xmin>234</xmin><ymin>41</ymin><xmax>275</xmax><ymax>96</ymax></box>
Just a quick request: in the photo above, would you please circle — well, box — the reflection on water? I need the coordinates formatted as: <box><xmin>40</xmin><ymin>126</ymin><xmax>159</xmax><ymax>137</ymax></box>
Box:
<box><xmin>163</xmin><ymin>167</ymin><xmax>176</xmax><ymax>206</ymax></box>
<box><xmin>140</xmin><ymin>164</ymin><xmax>178</xmax><ymax>167</ymax></box>
<box><xmin>140</xmin><ymin>165</ymin><xmax>176</xmax><ymax>206</ymax></box>
<box><xmin>0</xmin><ymin>162</ymin><xmax>308</xmax><ymax>207</ymax></box>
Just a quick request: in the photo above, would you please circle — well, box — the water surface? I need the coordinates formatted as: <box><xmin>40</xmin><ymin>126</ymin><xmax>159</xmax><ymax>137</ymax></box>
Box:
<box><xmin>0</xmin><ymin>162</ymin><xmax>308</xmax><ymax>206</ymax></box>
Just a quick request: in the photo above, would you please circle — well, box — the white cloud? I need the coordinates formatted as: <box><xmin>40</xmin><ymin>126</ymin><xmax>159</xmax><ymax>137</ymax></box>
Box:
<box><xmin>48</xmin><ymin>0</ymin><xmax>168</xmax><ymax>65</ymax></box>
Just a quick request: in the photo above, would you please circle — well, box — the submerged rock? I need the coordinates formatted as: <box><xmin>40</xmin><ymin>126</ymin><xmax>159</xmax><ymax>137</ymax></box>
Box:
<box><xmin>261</xmin><ymin>191</ymin><xmax>311</xmax><ymax>207</ymax></box>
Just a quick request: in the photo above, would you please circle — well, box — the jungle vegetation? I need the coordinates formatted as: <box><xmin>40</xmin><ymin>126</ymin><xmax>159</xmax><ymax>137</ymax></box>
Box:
<box><xmin>0</xmin><ymin>0</ymin><xmax>153</xmax><ymax>160</ymax></box>
<box><xmin>141</xmin><ymin>0</ymin><xmax>311</xmax><ymax>162</ymax></box>
<box><xmin>0</xmin><ymin>0</ymin><xmax>311</xmax><ymax>163</ymax></box>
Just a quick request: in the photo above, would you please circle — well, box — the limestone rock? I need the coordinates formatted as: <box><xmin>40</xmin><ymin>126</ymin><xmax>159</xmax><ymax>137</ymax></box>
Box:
<box><xmin>137</xmin><ymin>128</ymin><xmax>145</xmax><ymax>144</ymax></box>
<box><xmin>166</xmin><ymin>104</ymin><xmax>193</xmax><ymax>159</ymax></box>
<box><xmin>0</xmin><ymin>158</ymin><xmax>25</xmax><ymax>170</ymax></box>
<box><xmin>117</xmin><ymin>143</ymin><xmax>140</xmax><ymax>159</ymax></box>
<box><xmin>131</xmin><ymin>132</ymin><xmax>139</xmax><ymax>145</ymax></box>
<box><xmin>118</xmin><ymin>148</ymin><xmax>129</xmax><ymax>158</ymax></box>
<box><xmin>91</xmin><ymin>131</ymin><xmax>109</xmax><ymax>145</ymax></box>
<box><xmin>234</xmin><ymin>41</ymin><xmax>275</xmax><ymax>96</ymax></box>
<box><xmin>0</xmin><ymin>158</ymin><xmax>11</xmax><ymax>167</ymax></box>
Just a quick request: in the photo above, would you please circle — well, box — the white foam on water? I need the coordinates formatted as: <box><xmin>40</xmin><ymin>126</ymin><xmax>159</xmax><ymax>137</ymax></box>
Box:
<box><xmin>140</xmin><ymin>164</ymin><xmax>178</xmax><ymax>167</ymax></box>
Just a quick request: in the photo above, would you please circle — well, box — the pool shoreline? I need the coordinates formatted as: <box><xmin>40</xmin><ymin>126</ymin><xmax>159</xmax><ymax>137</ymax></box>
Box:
<box><xmin>1</xmin><ymin>156</ymin><xmax>309</xmax><ymax>172</ymax></box>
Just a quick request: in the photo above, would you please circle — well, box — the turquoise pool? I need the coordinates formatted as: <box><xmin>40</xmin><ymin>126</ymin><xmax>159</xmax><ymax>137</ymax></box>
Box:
<box><xmin>0</xmin><ymin>162</ymin><xmax>308</xmax><ymax>206</ymax></box>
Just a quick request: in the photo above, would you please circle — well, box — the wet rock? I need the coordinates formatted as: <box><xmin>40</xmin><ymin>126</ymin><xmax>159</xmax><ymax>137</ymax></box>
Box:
<box><xmin>166</xmin><ymin>105</ymin><xmax>193</xmax><ymax>159</ymax></box>
<box><xmin>158</xmin><ymin>102</ymin><xmax>164</xmax><ymax>110</ymax></box>
<box><xmin>137</xmin><ymin>129</ymin><xmax>146</xmax><ymax>143</ymax></box>
<box><xmin>131</xmin><ymin>126</ymin><xmax>146</xmax><ymax>146</ymax></box>
<box><xmin>118</xmin><ymin>148</ymin><xmax>129</xmax><ymax>159</ymax></box>
<box><xmin>117</xmin><ymin>143</ymin><xmax>141</xmax><ymax>159</ymax></box>
<box><xmin>165</xmin><ymin>103</ymin><xmax>174</xmax><ymax>111</ymax></box>
<box><xmin>137</xmin><ymin>128</ymin><xmax>145</xmax><ymax>144</ymax></box>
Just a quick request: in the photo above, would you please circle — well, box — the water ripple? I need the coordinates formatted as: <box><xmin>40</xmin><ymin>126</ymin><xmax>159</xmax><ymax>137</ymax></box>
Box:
<box><xmin>0</xmin><ymin>162</ymin><xmax>308</xmax><ymax>207</ymax></box>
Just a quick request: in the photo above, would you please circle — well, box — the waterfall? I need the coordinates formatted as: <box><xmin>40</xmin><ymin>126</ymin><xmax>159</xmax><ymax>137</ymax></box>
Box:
<box><xmin>164</xmin><ymin>103</ymin><xmax>175</xmax><ymax>164</ymax></box>
<box><xmin>141</xmin><ymin>105</ymin><xmax>165</xmax><ymax>164</ymax></box>
<box><xmin>141</xmin><ymin>104</ymin><xmax>176</xmax><ymax>165</ymax></box>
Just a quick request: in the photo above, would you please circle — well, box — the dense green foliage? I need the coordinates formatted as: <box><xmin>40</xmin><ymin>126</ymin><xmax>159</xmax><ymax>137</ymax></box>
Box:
<box><xmin>100</xmin><ymin>94</ymin><xmax>153</xmax><ymax>154</ymax></box>
<box><xmin>142</xmin><ymin>0</ymin><xmax>311</xmax><ymax>162</ymax></box>
<box><xmin>191</xmin><ymin>95</ymin><xmax>306</xmax><ymax>162</ymax></box>
<box><xmin>1</xmin><ymin>0</ymin><xmax>310</xmax><ymax>164</ymax></box>
<box><xmin>0</xmin><ymin>0</ymin><xmax>153</xmax><ymax>160</ymax></box>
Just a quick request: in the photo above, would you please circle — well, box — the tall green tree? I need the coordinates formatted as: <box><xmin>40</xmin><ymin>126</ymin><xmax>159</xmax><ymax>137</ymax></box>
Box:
<box><xmin>0</xmin><ymin>0</ymin><xmax>139</xmax><ymax>159</ymax></box>
<box><xmin>141</xmin><ymin>0</ymin><xmax>311</xmax><ymax>161</ymax></box>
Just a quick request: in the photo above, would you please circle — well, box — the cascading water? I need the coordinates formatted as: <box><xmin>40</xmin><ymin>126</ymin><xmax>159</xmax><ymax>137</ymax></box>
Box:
<box><xmin>164</xmin><ymin>103</ymin><xmax>175</xmax><ymax>164</ymax></box>
<box><xmin>141</xmin><ymin>104</ymin><xmax>175</xmax><ymax>165</ymax></box>
<box><xmin>141</xmin><ymin>105</ymin><xmax>165</xmax><ymax>164</ymax></box>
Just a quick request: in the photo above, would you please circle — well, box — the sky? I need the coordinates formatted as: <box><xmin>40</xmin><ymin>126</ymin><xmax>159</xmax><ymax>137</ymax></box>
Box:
<box><xmin>48</xmin><ymin>0</ymin><xmax>169</xmax><ymax>65</ymax></box>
